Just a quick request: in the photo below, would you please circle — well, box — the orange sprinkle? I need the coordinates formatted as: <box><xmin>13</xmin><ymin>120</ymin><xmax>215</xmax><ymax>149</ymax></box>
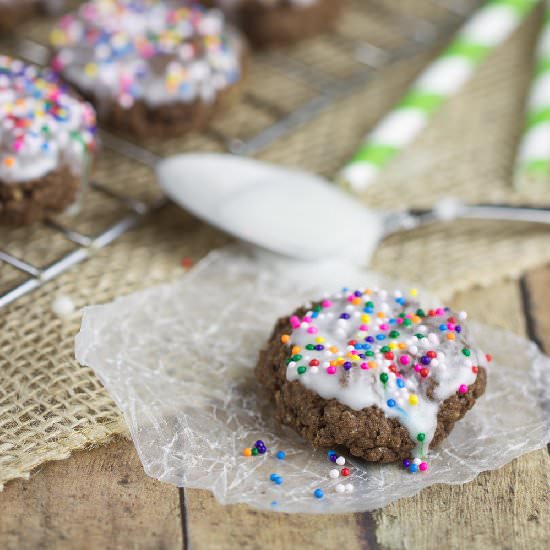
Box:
<box><xmin>291</xmin><ymin>345</ymin><xmax>301</xmax><ymax>355</ymax></box>
<box><xmin>352</xmin><ymin>297</ymin><xmax>361</xmax><ymax>305</ymax></box>
<box><xmin>329</xmin><ymin>346</ymin><xmax>339</xmax><ymax>353</ymax></box>
<box><xmin>412</xmin><ymin>315</ymin><xmax>421</xmax><ymax>323</ymax></box>
<box><xmin>3</xmin><ymin>157</ymin><xmax>15</xmax><ymax>167</ymax></box>
<box><xmin>280</xmin><ymin>334</ymin><xmax>290</xmax><ymax>344</ymax></box>
<box><xmin>398</xmin><ymin>343</ymin><xmax>407</xmax><ymax>350</ymax></box>
<box><xmin>447</xmin><ymin>333</ymin><xmax>456</xmax><ymax>340</ymax></box>
<box><xmin>377</xmin><ymin>312</ymin><xmax>385</xmax><ymax>318</ymax></box>
<box><xmin>243</xmin><ymin>448</ymin><xmax>252</xmax><ymax>457</ymax></box>
<box><xmin>363</xmin><ymin>289</ymin><xmax>372</xmax><ymax>295</ymax></box>
<box><xmin>368</xmin><ymin>361</ymin><xmax>378</xmax><ymax>369</ymax></box>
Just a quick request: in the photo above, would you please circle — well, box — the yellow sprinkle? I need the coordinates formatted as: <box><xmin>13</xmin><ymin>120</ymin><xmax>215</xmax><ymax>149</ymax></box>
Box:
<box><xmin>410</xmin><ymin>288</ymin><xmax>418</xmax><ymax>296</ymax></box>
<box><xmin>409</xmin><ymin>395</ymin><xmax>418</xmax><ymax>405</ymax></box>
<box><xmin>389</xmin><ymin>343</ymin><xmax>397</xmax><ymax>350</ymax></box>
<box><xmin>315</xmin><ymin>337</ymin><xmax>325</xmax><ymax>343</ymax></box>
<box><xmin>84</xmin><ymin>63</ymin><xmax>98</xmax><ymax>77</ymax></box>
<box><xmin>361</xmin><ymin>314</ymin><xmax>371</xmax><ymax>323</ymax></box>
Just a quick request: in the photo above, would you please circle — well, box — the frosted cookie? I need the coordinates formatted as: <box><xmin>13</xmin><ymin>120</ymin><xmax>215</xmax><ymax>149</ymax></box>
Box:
<box><xmin>210</xmin><ymin>0</ymin><xmax>345</xmax><ymax>47</ymax></box>
<box><xmin>0</xmin><ymin>56</ymin><xmax>97</xmax><ymax>225</ymax></box>
<box><xmin>50</xmin><ymin>0</ymin><xmax>246</xmax><ymax>138</ymax></box>
<box><xmin>256</xmin><ymin>288</ymin><xmax>487</xmax><ymax>465</ymax></box>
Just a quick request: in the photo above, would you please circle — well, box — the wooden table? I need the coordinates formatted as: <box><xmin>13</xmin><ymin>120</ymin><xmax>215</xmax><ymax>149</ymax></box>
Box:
<box><xmin>1</xmin><ymin>267</ymin><xmax>549</xmax><ymax>550</ymax></box>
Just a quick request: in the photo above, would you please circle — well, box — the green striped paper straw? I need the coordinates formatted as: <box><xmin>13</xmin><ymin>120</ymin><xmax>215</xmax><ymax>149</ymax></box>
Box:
<box><xmin>514</xmin><ymin>1</ymin><xmax>550</xmax><ymax>187</ymax></box>
<box><xmin>339</xmin><ymin>0</ymin><xmax>539</xmax><ymax>193</ymax></box>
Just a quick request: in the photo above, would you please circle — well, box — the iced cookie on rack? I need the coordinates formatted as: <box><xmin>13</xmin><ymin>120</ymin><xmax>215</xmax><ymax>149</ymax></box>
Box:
<box><xmin>50</xmin><ymin>0</ymin><xmax>246</xmax><ymax>138</ymax></box>
<box><xmin>209</xmin><ymin>0</ymin><xmax>345</xmax><ymax>47</ymax></box>
<box><xmin>256</xmin><ymin>287</ymin><xmax>487</xmax><ymax>467</ymax></box>
<box><xmin>0</xmin><ymin>56</ymin><xmax>97</xmax><ymax>225</ymax></box>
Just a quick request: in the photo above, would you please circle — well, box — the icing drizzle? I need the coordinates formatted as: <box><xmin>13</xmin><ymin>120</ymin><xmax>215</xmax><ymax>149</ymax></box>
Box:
<box><xmin>50</xmin><ymin>0</ymin><xmax>243</xmax><ymax>110</ymax></box>
<box><xmin>0</xmin><ymin>56</ymin><xmax>97</xmax><ymax>184</ymax></box>
<box><xmin>284</xmin><ymin>287</ymin><xmax>486</xmax><ymax>458</ymax></box>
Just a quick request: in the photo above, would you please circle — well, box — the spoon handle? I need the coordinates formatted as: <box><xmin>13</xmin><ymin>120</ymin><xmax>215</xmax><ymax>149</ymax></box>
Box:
<box><xmin>383</xmin><ymin>203</ymin><xmax>550</xmax><ymax>237</ymax></box>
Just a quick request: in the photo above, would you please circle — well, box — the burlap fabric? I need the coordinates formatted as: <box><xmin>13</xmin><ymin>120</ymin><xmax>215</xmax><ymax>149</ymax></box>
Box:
<box><xmin>1</xmin><ymin>2</ymin><xmax>548</xmax><ymax>488</ymax></box>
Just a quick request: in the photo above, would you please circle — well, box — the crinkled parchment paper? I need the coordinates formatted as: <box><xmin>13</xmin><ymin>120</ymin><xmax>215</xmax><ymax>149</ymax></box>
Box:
<box><xmin>76</xmin><ymin>247</ymin><xmax>550</xmax><ymax>513</ymax></box>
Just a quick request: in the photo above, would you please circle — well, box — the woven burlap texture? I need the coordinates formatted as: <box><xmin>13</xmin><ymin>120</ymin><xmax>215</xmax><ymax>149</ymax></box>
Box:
<box><xmin>1</xmin><ymin>5</ymin><xmax>549</xmax><ymax>488</ymax></box>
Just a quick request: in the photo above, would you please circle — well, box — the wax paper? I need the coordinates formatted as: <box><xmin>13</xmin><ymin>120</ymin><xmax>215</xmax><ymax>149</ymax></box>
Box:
<box><xmin>75</xmin><ymin>246</ymin><xmax>550</xmax><ymax>513</ymax></box>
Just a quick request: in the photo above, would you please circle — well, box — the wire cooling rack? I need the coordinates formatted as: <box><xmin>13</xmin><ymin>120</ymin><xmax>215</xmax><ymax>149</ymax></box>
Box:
<box><xmin>0</xmin><ymin>0</ymin><xmax>482</xmax><ymax>309</ymax></box>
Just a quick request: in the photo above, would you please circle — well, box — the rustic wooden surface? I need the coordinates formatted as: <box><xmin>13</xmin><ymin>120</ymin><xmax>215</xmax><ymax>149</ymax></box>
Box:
<box><xmin>1</xmin><ymin>268</ymin><xmax>549</xmax><ymax>550</ymax></box>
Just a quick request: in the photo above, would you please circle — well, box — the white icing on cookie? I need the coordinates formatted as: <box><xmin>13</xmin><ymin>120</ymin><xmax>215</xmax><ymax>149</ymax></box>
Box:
<box><xmin>285</xmin><ymin>288</ymin><xmax>485</xmax><ymax>457</ymax></box>
<box><xmin>50</xmin><ymin>0</ymin><xmax>243</xmax><ymax>110</ymax></box>
<box><xmin>0</xmin><ymin>56</ymin><xmax>97</xmax><ymax>185</ymax></box>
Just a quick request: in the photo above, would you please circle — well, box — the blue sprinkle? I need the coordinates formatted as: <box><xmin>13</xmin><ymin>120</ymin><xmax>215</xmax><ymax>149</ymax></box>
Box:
<box><xmin>269</xmin><ymin>473</ymin><xmax>278</xmax><ymax>482</ymax></box>
<box><xmin>313</xmin><ymin>489</ymin><xmax>324</xmax><ymax>499</ymax></box>
<box><xmin>365</xmin><ymin>307</ymin><xmax>374</xmax><ymax>314</ymax></box>
<box><xmin>376</xmin><ymin>334</ymin><xmax>385</xmax><ymax>341</ymax></box>
<box><xmin>396</xmin><ymin>379</ymin><xmax>405</xmax><ymax>388</ymax></box>
<box><xmin>276</xmin><ymin>451</ymin><xmax>286</xmax><ymax>460</ymax></box>
<box><xmin>439</xmin><ymin>324</ymin><xmax>447</xmax><ymax>331</ymax></box>
<box><xmin>409</xmin><ymin>464</ymin><xmax>418</xmax><ymax>473</ymax></box>
<box><xmin>328</xmin><ymin>450</ymin><xmax>336</xmax><ymax>457</ymax></box>
<box><xmin>271</xmin><ymin>501</ymin><xmax>278</xmax><ymax>507</ymax></box>
<box><xmin>387</xmin><ymin>399</ymin><xmax>396</xmax><ymax>408</ymax></box>
<box><xmin>274</xmin><ymin>476</ymin><xmax>283</xmax><ymax>485</ymax></box>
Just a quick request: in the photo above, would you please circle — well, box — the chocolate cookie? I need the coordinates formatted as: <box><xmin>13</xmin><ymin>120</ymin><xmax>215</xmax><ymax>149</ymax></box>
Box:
<box><xmin>256</xmin><ymin>288</ymin><xmax>488</xmax><ymax>464</ymax></box>
<box><xmin>0</xmin><ymin>0</ymin><xmax>37</xmax><ymax>33</ymax></box>
<box><xmin>50</xmin><ymin>0</ymin><xmax>246</xmax><ymax>139</ymax></box>
<box><xmin>211</xmin><ymin>0</ymin><xmax>345</xmax><ymax>47</ymax></box>
<box><xmin>0</xmin><ymin>56</ymin><xmax>97</xmax><ymax>225</ymax></box>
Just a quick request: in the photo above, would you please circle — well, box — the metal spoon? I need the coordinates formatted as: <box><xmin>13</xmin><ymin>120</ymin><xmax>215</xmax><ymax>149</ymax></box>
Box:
<box><xmin>156</xmin><ymin>153</ymin><xmax>550</xmax><ymax>263</ymax></box>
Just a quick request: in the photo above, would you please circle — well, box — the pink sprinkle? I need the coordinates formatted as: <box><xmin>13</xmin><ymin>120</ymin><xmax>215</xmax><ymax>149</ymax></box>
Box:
<box><xmin>396</xmin><ymin>318</ymin><xmax>404</xmax><ymax>325</ymax></box>
<box><xmin>359</xmin><ymin>324</ymin><xmax>368</xmax><ymax>331</ymax></box>
<box><xmin>379</xmin><ymin>323</ymin><xmax>389</xmax><ymax>331</ymax></box>
<box><xmin>347</xmin><ymin>295</ymin><xmax>354</xmax><ymax>302</ymax></box>
<box><xmin>447</xmin><ymin>323</ymin><xmax>455</xmax><ymax>331</ymax></box>
<box><xmin>307</xmin><ymin>327</ymin><xmax>318</xmax><ymax>334</ymax></box>
<box><xmin>458</xmin><ymin>384</ymin><xmax>468</xmax><ymax>394</ymax></box>
<box><xmin>303</xmin><ymin>316</ymin><xmax>312</xmax><ymax>323</ymax></box>
<box><xmin>414</xmin><ymin>364</ymin><xmax>422</xmax><ymax>372</ymax></box>
<box><xmin>322</xmin><ymin>300</ymin><xmax>332</xmax><ymax>308</ymax></box>
<box><xmin>399</xmin><ymin>355</ymin><xmax>410</xmax><ymax>366</ymax></box>
<box><xmin>326</xmin><ymin>366</ymin><xmax>336</xmax><ymax>375</ymax></box>
<box><xmin>419</xmin><ymin>462</ymin><xmax>428</xmax><ymax>472</ymax></box>
<box><xmin>290</xmin><ymin>315</ymin><xmax>300</xmax><ymax>329</ymax></box>
<box><xmin>360</xmin><ymin>362</ymin><xmax>368</xmax><ymax>370</ymax></box>
<box><xmin>436</xmin><ymin>308</ymin><xmax>445</xmax><ymax>315</ymax></box>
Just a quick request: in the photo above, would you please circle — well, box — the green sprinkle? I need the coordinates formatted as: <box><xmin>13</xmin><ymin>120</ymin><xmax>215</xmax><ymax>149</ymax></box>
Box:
<box><xmin>380</xmin><ymin>373</ymin><xmax>389</xmax><ymax>384</ymax></box>
<box><xmin>297</xmin><ymin>366</ymin><xmax>307</xmax><ymax>375</ymax></box>
<box><xmin>291</xmin><ymin>354</ymin><xmax>302</xmax><ymax>362</ymax></box>
<box><xmin>417</xmin><ymin>432</ymin><xmax>426</xmax><ymax>442</ymax></box>
<box><xmin>403</xmin><ymin>319</ymin><xmax>412</xmax><ymax>327</ymax></box>
<box><xmin>366</xmin><ymin>351</ymin><xmax>375</xmax><ymax>357</ymax></box>
<box><xmin>415</xmin><ymin>333</ymin><xmax>425</xmax><ymax>339</ymax></box>
<box><xmin>416</xmin><ymin>309</ymin><xmax>426</xmax><ymax>317</ymax></box>
<box><xmin>252</xmin><ymin>447</ymin><xmax>259</xmax><ymax>456</ymax></box>
<box><xmin>366</xmin><ymin>301</ymin><xmax>375</xmax><ymax>309</ymax></box>
<box><xmin>306</xmin><ymin>344</ymin><xmax>315</xmax><ymax>350</ymax></box>
<box><xmin>462</xmin><ymin>348</ymin><xmax>471</xmax><ymax>357</ymax></box>
<box><xmin>313</xmin><ymin>305</ymin><xmax>322</xmax><ymax>312</ymax></box>
<box><xmin>389</xmin><ymin>330</ymin><xmax>400</xmax><ymax>339</ymax></box>
<box><xmin>381</xmin><ymin>346</ymin><xmax>391</xmax><ymax>353</ymax></box>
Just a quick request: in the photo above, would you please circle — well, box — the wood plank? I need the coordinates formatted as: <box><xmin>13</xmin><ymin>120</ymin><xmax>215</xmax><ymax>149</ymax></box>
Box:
<box><xmin>0</xmin><ymin>437</ymin><xmax>183</xmax><ymax>550</ymax></box>
<box><xmin>523</xmin><ymin>265</ymin><xmax>550</xmax><ymax>353</ymax></box>
<box><xmin>183</xmin><ymin>488</ymin><xmax>365</xmax><ymax>550</ymax></box>
<box><xmin>374</xmin><ymin>280</ymin><xmax>550</xmax><ymax>550</ymax></box>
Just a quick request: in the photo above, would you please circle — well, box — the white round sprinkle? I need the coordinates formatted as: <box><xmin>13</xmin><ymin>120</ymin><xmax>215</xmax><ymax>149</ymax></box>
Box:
<box><xmin>413</xmin><ymin>457</ymin><xmax>421</xmax><ymax>465</ymax></box>
<box><xmin>336</xmin><ymin>456</ymin><xmax>346</xmax><ymax>466</ymax></box>
<box><xmin>335</xmin><ymin>484</ymin><xmax>346</xmax><ymax>493</ymax></box>
<box><xmin>329</xmin><ymin>469</ymin><xmax>339</xmax><ymax>479</ymax></box>
<box><xmin>345</xmin><ymin>483</ymin><xmax>354</xmax><ymax>493</ymax></box>
<box><xmin>409</xmin><ymin>345</ymin><xmax>418</xmax><ymax>355</ymax></box>
<box><xmin>458</xmin><ymin>311</ymin><xmax>468</xmax><ymax>320</ymax></box>
<box><xmin>310</xmin><ymin>366</ymin><xmax>319</xmax><ymax>374</ymax></box>
<box><xmin>51</xmin><ymin>295</ymin><xmax>75</xmax><ymax>318</ymax></box>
